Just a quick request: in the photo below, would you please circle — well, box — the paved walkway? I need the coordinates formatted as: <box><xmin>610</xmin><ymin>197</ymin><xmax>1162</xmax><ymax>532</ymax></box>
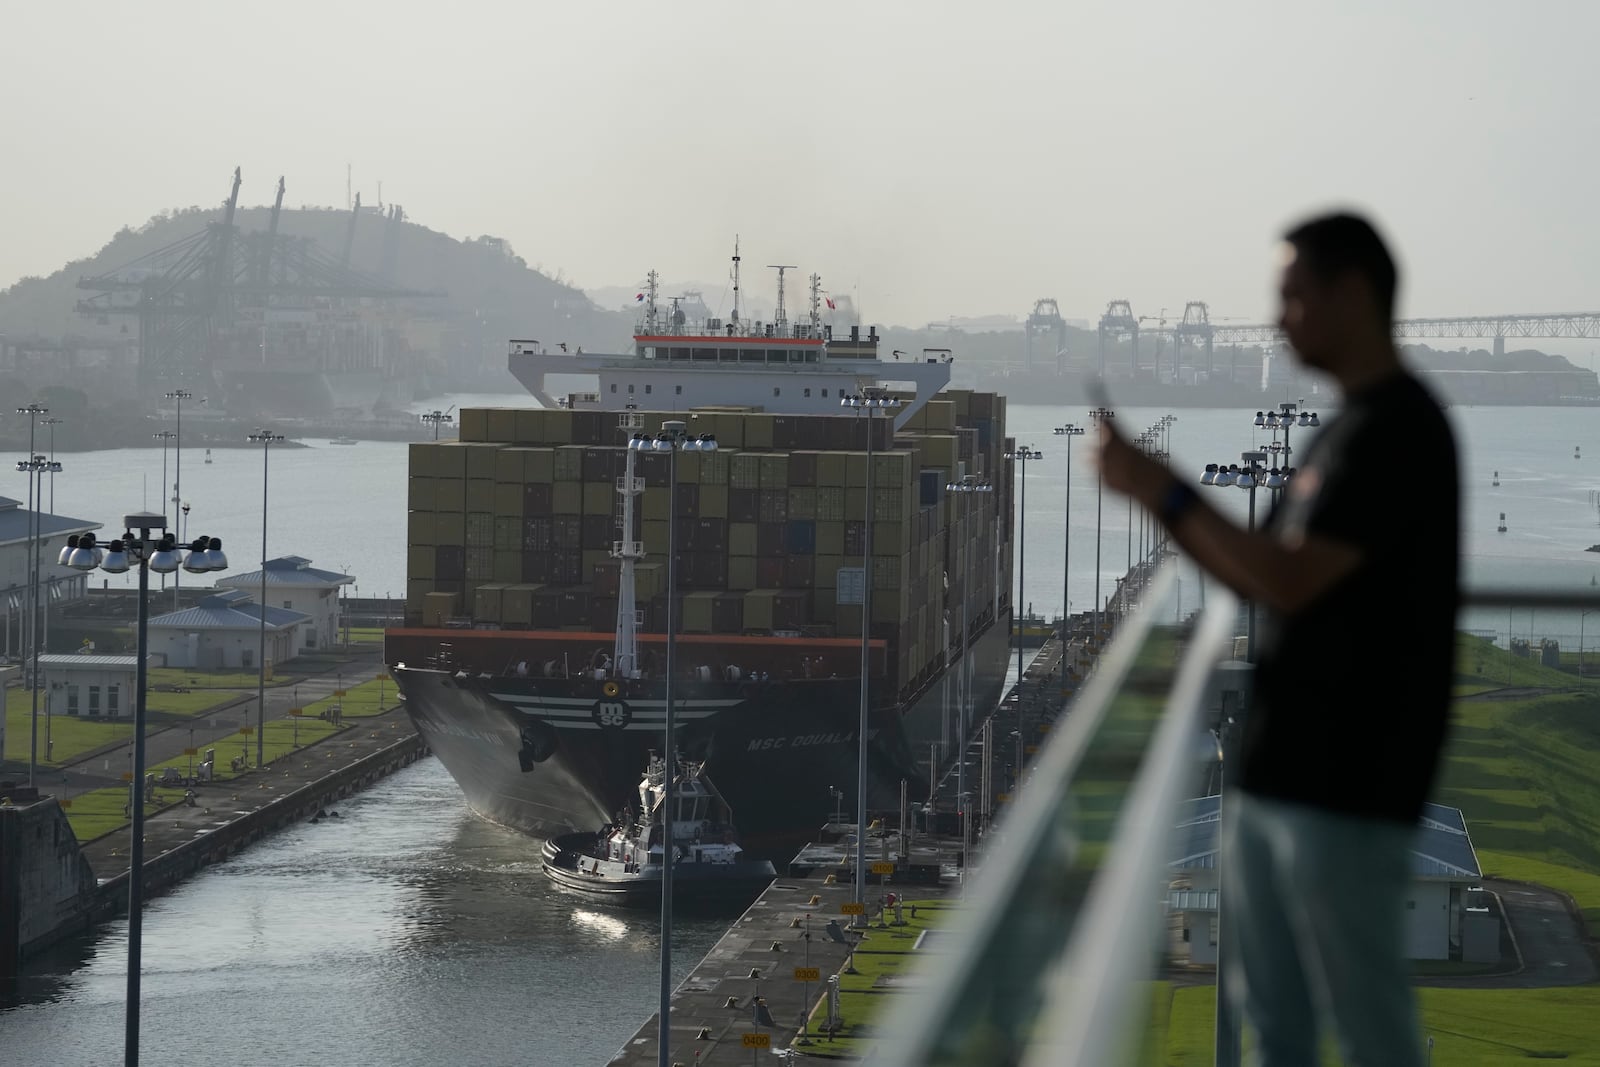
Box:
<box><xmin>2</xmin><ymin>648</ymin><xmax>388</xmax><ymax>802</ymax></box>
<box><xmin>1432</xmin><ymin>878</ymin><xmax>1599</xmax><ymax>989</ymax></box>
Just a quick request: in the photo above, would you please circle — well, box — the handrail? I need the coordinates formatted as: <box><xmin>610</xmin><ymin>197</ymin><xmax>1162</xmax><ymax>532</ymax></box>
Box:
<box><xmin>1462</xmin><ymin>588</ymin><xmax>1600</xmax><ymax>610</ymax></box>
<box><xmin>876</xmin><ymin>565</ymin><xmax>1189</xmax><ymax>1065</ymax></box>
<box><xmin>1022</xmin><ymin>587</ymin><xmax>1237</xmax><ymax>1067</ymax></box>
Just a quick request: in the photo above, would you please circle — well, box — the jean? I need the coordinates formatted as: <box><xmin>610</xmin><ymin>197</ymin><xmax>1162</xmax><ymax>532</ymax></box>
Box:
<box><xmin>1221</xmin><ymin>792</ymin><xmax>1423</xmax><ymax>1067</ymax></box>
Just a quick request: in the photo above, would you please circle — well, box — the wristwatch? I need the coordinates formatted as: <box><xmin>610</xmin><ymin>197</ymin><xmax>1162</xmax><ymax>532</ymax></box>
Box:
<box><xmin>1158</xmin><ymin>480</ymin><xmax>1200</xmax><ymax>527</ymax></box>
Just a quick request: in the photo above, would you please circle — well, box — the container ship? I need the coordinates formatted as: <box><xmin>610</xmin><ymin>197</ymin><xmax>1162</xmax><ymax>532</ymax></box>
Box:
<box><xmin>385</xmin><ymin>263</ymin><xmax>1016</xmax><ymax>855</ymax></box>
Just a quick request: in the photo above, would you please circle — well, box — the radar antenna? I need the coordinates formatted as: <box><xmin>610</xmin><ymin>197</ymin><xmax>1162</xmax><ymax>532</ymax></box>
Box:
<box><xmin>768</xmin><ymin>264</ymin><xmax>797</xmax><ymax>331</ymax></box>
<box><xmin>643</xmin><ymin>269</ymin><xmax>660</xmax><ymax>334</ymax></box>
<box><xmin>730</xmin><ymin>236</ymin><xmax>741</xmax><ymax>325</ymax></box>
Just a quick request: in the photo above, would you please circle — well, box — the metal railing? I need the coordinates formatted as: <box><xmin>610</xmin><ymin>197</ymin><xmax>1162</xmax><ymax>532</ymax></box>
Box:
<box><xmin>876</xmin><ymin>576</ymin><xmax>1600</xmax><ymax>1066</ymax></box>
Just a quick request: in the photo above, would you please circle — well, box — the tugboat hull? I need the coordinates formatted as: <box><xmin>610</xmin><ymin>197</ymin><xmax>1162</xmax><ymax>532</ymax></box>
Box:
<box><xmin>540</xmin><ymin>833</ymin><xmax>775</xmax><ymax>908</ymax></box>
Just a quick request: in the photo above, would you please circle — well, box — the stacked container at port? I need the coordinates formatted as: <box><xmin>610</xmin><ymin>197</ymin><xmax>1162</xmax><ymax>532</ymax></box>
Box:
<box><xmin>404</xmin><ymin>393</ymin><xmax>1011</xmax><ymax>708</ymax></box>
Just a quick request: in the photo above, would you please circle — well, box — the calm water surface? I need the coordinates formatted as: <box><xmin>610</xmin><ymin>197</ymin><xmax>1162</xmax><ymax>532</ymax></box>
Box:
<box><xmin>0</xmin><ymin>759</ymin><xmax>724</xmax><ymax>1067</ymax></box>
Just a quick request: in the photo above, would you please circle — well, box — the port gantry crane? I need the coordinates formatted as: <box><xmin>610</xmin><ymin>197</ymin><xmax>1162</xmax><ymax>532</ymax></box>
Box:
<box><xmin>1024</xmin><ymin>298</ymin><xmax>1068</xmax><ymax>374</ymax></box>
<box><xmin>75</xmin><ymin>168</ymin><xmax>439</xmax><ymax>398</ymax></box>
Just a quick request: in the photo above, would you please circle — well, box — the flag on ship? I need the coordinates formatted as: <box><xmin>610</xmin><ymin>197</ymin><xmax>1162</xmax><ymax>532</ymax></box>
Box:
<box><xmin>825</xmin><ymin>297</ymin><xmax>836</xmax><ymax>310</ymax></box>
<box><xmin>635</xmin><ymin>293</ymin><xmax>645</xmax><ymax>302</ymax></box>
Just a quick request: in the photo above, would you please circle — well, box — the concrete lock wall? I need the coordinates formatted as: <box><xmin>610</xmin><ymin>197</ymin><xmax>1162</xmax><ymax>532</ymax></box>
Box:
<box><xmin>0</xmin><ymin>798</ymin><xmax>97</xmax><ymax>974</ymax></box>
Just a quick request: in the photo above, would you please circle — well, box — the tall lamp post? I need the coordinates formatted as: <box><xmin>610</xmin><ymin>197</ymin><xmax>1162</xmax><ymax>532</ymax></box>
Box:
<box><xmin>633</xmin><ymin>421</ymin><xmax>717</xmax><ymax>1067</ymax></box>
<box><xmin>1052</xmin><ymin>424</ymin><xmax>1084</xmax><ymax>636</ymax></box>
<box><xmin>1197</xmin><ymin>446</ymin><xmax>1282</xmax><ymax>1067</ymax></box>
<box><xmin>16</xmin><ymin>453</ymin><xmax>61</xmax><ymax>785</ymax></box>
<box><xmin>16</xmin><ymin>404</ymin><xmax>47</xmax><ymax>779</ymax></box>
<box><xmin>1199</xmin><ymin>450</ymin><xmax>1277</xmax><ymax>660</ymax></box>
<box><xmin>248</xmin><ymin>430</ymin><xmax>285</xmax><ymax>767</ymax></box>
<box><xmin>164</xmin><ymin>389</ymin><xmax>198</xmax><ymax>609</ymax></box>
<box><xmin>944</xmin><ymin>473</ymin><xmax>992</xmax><ymax>880</ymax></box>
<box><xmin>65</xmin><ymin>522</ymin><xmax>225</xmax><ymax>1067</ymax></box>
<box><xmin>41</xmin><ymin>417</ymin><xmax>64</xmax><ymax>698</ymax></box>
<box><xmin>421</xmin><ymin>409</ymin><xmax>454</xmax><ymax>440</ymax></box>
<box><xmin>1003</xmin><ymin>446</ymin><xmax>1043</xmax><ymax>688</ymax></box>
<box><xmin>842</xmin><ymin>388</ymin><xmax>900</xmax><ymax>923</ymax></box>
<box><xmin>1088</xmin><ymin>405</ymin><xmax>1115</xmax><ymax>642</ymax></box>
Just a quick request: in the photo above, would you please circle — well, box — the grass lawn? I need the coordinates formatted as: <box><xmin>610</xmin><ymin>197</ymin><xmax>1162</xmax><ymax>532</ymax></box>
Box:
<box><xmin>144</xmin><ymin>688</ymin><xmax>240</xmax><ymax>718</ymax></box>
<box><xmin>63</xmin><ymin>715</ymin><xmax>345</xmax><ymax>842</ymax></box>
<box><xmin>4</xmin><ymin>707</ymin><xmax>131</xmax><ymax>766</ymax></box>
<box><xmin>1435</xmin><ymin>639</ymin><xmax>1600</xmax><ymax>925</ymax></box>
<box><xmin>801</xmin><ymin>898</ymin><xmax>950</xmax><ymax>1059</ymax></box>
<box><xmin>59</xmin><ymin>788</ymin><xmax>164</xmax><ymax>842</ymax></box>
<box><xmin>1155</xmin><ymin>984</ymin><xmax>1600</xmax><ymax>1065</ymax></box>
<box><xmin>298</xmin><ymin>676</ymin><xmax>397</xmax><ymax>720</ymax></box>
<box><xmin>145</xmin><ymin>667</ymin><xmax>295</xmax><ymax>690</ymax></box>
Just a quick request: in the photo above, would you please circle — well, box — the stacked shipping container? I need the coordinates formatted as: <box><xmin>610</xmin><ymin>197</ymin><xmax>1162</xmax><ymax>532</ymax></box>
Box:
<box><xmin>405</xmin><ymin>393</ymin><xmax>1009</xmax><ymax>704</ymax></box>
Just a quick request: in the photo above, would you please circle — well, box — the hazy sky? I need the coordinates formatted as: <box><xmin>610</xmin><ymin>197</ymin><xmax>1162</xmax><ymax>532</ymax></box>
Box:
<box><xmin>5</xmin><ymin>1</ymin><xmax>1599</xmax><ymax>329</ymax></box>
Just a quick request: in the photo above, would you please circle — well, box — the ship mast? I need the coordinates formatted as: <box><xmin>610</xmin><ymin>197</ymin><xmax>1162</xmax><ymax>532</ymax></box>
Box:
<box><xmin>730</xmin><ymin>237</ymin><xmax>741</xmax><ymax>326</ymax></box>
<box><xmin>643</xmin><ymin>270</ymin><xmax>660</xmax><ymax>334</ymax></box>
<box><xmin>769</xmin><ymin>264</ymin><xmax>796</xmax><ymax>332</ymax></box>
<box><xmin>613</xmin><ymin>413</ymin><xmax>646</xmax><ymax>678</ymax></box>
<box><xmin>809</xmin><ymin>272</ymin><xmax>822</xmax><ymax>334</ymax></box>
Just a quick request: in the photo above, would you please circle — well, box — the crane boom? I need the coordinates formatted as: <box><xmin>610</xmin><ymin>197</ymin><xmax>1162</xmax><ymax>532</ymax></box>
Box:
<box><xmin>258</xmin><ymin>176</ymin><xmax>286</xmax><ymax>284</ymax></box>
<box><xmin>341</xmin><ymin>192</ymin><xmax>360</xmax><ymax>267</ymax></box>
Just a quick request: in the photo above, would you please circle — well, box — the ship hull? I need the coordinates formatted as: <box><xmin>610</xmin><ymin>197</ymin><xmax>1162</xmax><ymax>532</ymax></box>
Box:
<box><xmin>540</xmin><ymin>835</ymin><xmax>775</xmax><ymax>908</ymax></box>
<box><xmin>392</xmin><ymin>620</ymin><xmax>1012</xmax><ymax>857</ymax></box>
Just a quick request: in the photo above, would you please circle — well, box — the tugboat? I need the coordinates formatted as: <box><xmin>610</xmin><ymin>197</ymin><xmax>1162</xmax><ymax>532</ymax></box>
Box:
<box><xmin>541</xmin><ymin>755</ymin><xmax>776</xmax><ymax>907</ymax></box>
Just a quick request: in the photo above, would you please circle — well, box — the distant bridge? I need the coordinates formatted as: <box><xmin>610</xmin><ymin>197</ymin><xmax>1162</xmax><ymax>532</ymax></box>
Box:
<box><xmin>1210</xmin><ymin>312</ymin><xmax>1600</xmax><ymax>350</ymax></box>
<box><xmin>1095</xmin><ymin>302</ymin><xmax>1600</xmax><ymax>375</ymax></box>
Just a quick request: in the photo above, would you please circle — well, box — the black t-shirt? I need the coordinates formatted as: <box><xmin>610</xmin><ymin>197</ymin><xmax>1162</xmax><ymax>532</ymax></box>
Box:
<box><xmin>1241</xmin><ymin>373</ymin><xmax>1459</xmax><ymax>824</ymax></box>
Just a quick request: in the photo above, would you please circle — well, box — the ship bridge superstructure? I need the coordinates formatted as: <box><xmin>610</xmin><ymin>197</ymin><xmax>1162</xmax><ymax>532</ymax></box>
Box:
<box><xmin>508</xmin><ymin>253</ymin><xmax>952</xmax><ymax>431</ymax></box>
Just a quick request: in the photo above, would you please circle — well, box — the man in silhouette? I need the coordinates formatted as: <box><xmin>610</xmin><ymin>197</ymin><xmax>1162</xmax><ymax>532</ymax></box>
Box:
<box><xmin>1099</xmin><ymin>213</ymin><xmax>1458</xmax><ymax>1067</ymax></box>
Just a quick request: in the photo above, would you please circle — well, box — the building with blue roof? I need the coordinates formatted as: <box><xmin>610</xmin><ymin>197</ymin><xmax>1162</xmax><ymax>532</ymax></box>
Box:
<box><xmin>0</xmin><ymin>494</ymin><xmax>101</xmax><ymax>663</ymax></box>
<box><xmin>1169</xmin><ymin>795</ymin><xmax>1494</xmax><ymax>963</ymax></box>
<box><xmin>215</xmin><ymin>556</ymin><xmax>353</xmax><ymax>653</ymax></box>
<box><xmin>145</xmin><ymin>588</ymin><xmax>311</xmax><ymax>670</ymax></box>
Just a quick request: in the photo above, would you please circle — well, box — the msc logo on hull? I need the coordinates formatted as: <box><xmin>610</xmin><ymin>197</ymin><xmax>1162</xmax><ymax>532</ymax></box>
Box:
<box><xmin>593</xmin><ymin>700</ymin><xmax>632</xmax><ymax>728</ymax></box>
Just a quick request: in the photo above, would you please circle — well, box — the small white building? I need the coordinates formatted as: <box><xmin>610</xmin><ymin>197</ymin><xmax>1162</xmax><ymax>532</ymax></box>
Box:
<box><xmin>0</xmin><ymin>495</ymin><xmax>101</xmax><ymax>662</ymax></box>
<box><xmin>146</xmin><ymin>589</ymin><xmax>309</xmax><ymax>670</ymax></box>
<box><xmin>214</xmin><ymin>556</ymin><xmax>353</xmax><ymax>652</ymax></box>
<box><xmin>1169</xmin><ymin>796</ymin><xmax>1491</xmax><ymax>964</ymax></box>
<box><xmin>38</xmin><ymin>653</ymin><xmax>141</xmax><ymax>719</ymax></box>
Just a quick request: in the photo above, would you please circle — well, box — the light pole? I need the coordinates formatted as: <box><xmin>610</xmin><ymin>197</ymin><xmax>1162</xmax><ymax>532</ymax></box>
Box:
<box><xmin>16</xmin><ymin>452</ymin><xmax>61</xmax><ymax>784</ymax></box>
<box><xmin>164</xmin><ymin>389</ymin><xmax>197</xmax><ymax>610</ymax></box>
<box><xmin>1003</xmin><ymin>445</ymin><xmax>1043</xmax><ymax>688</ymax></box>
<box><xmin>41</xmin><ymin>417</ymin><xmax>64</xmax><ymax>699</ymax></box>
<box><xmin>65</xmin><ymin>521</ymin><xmax>225</xmax><ymax>1067</ymax></box>
<box><xmin>1199</xmin><ymin>450</ymin><xmax>1275</xmax><ymax>661</ymax></box>
<box><xmin>248</xmin><ymin>430</ymin><xmax>285</xmax><ymax>767</ymax></box>
<box><xmin>16</xmin><ymin>404</ymin><xmax>46</xmax><ymax>776</ymax></box>
<box><xmin>1254</xmin><ymin>404</ymin><xmax>1318</xmax><ymax>506</ymax></box>
<box><xmin>944</xmin><ymin>474</ymin><xmax>991</xmax><ymax>885</ymax></box>
<box><xmin>1582</xmin><ymin>611</ymin><xmax>1594</xmax><ymax>678</ymax></box>
<box><xmin>632</xmin><ymin>421</ymin><xmax>717</xmax><ymax>1067</ymax></box>
<box><xmin>421</xmin><ymin>408</ymin><xmax>454</xmax><ymax>440</ymax></box>
<box><xmin>41</xmin><ymin>416</ymin><xmax>62</xmax><ymax>513</ymax></box>
<box><xmin>1089</xmin><ymin>405</ymin><xmax>1115</xmax><ymax>642</ymax></box>
<box><xmin>1053</xmin><ymin>424</ymin><xmax>1085</xmax><ymax>636</ymax></box>
<box><xmin>842</xmin><ymin>388</ymin><xmax>900</xmax><ymax>923</ymax></box>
